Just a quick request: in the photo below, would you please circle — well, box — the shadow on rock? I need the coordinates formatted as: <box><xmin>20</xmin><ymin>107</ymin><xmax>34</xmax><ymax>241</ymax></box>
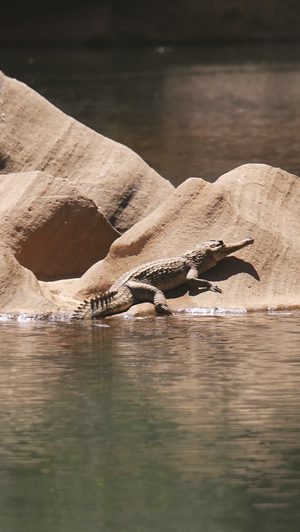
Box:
<box><xmin>204</xmin><ymin>256</ymin><xmax>260</xmax><ymax>282</ymax></box>
<box><xmin>166</xmin><ymin>257</ymin><xmax>259</xmax><ymax>300</ymax></box>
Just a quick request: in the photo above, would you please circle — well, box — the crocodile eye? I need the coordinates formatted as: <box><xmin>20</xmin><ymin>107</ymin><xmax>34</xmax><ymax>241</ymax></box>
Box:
<box><xmin>210</xmin><ymin>240</ymin><xmax>223</xmax><ymax>248</ymax></box>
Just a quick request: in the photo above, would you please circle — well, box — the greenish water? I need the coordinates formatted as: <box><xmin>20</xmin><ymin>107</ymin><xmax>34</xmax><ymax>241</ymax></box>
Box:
<box><xmin>0</xmin><ymin>314</ymin><xmax>299</xmax><ymax>532</ymax></box>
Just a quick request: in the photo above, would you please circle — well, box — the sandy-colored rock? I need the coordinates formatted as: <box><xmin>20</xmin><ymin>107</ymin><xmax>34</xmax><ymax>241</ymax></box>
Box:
<box><xmin>0</xmin><ymin>72</ymin><xmax>173</xmax><ymax>232</ymax></box>
<box><xmin>0</xmin><ymin>244</ymin><xmax>77</xmax><ymax>316</ymax></box>
<box><xmin>70</xmin><ymin>164</ymin><xmax>300</xmax><ymax>312</ymax></box>
<box><xmin>0</xmin><ymin>171</ymin><xmax>119</xmax><ymax>280</ymax></box>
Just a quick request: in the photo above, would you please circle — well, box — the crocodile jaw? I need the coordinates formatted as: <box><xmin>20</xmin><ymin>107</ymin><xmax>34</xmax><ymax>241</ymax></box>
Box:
<box><xmin>214</xmin><ymin>237</ymin><xmax>254</xmax><ymax>261</ymax></box>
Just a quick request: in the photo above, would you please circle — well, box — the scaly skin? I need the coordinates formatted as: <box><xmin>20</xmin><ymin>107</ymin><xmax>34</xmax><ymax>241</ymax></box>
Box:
<box><xmin>72</xmin><ymin>237</ymin><xmax>254</xmax><ymax>319</ymax></box>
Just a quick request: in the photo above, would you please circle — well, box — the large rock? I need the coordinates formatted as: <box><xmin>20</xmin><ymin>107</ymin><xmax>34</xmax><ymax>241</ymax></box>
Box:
<box><xmin>0</xmin><ymin>171</ymin><xmax>119</xmax><ymax>280</ymax></box>
<box><xmin>0</xmin><ymin>72</ymin><xmax>173</xmax><ymax>232</ymax></box>
<box><xmin>0</xmin><ymin>244</ymin><xmax>76</xmax><ymax>316</ymax></box>
<box><xmin>70</xmin><ymin>164</ymin><xmax>300</xmax><ymax>312</ymax></box>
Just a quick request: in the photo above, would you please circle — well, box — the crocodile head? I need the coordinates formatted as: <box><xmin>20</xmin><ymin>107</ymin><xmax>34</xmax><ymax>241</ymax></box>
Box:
<box><xmin>189</xmin><ymin>237</ymin><xmax>254</xmax><ymax>269</ymax></box>
<box><xmin>206</xmin><ymin>237</ymin><xmax>254</xmax><ymax>260</ymax></box>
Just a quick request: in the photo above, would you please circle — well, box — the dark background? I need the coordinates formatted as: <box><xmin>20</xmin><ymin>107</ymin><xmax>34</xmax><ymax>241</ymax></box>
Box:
<box><xmin>2</xmin><ymin>1</ymin><xmax>300</xmax><ymax>47</ymax></box>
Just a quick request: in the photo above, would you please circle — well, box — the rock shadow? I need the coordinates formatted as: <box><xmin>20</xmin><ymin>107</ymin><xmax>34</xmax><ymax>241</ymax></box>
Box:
<box><xmin>0</xmin><ymin>152</ymin><xmax>9</xmax><ymax>172</ymax></box>
<box><xmin>166</xmin><ymin>257</ymin><xmax>260</xmax><ymax>299</ymax></box>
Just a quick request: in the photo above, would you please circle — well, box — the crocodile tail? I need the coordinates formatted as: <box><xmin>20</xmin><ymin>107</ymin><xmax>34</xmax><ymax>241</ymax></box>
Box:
<box><xmin>90</xmin><ymin>290</ymin><xmax>118</xmax><ymax>311</ymax></box>
<box><xmin>71</xmin><ymin>289</ymin><xmax>118</xmax><ymax>320</ymax></box>
<box><xmin>71</xmin><ymin>299</ymin><xmax>91</xmax><ymax>320</ymax></box>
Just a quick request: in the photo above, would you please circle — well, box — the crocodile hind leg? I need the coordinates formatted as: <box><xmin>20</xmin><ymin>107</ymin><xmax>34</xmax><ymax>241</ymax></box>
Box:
<box><xmin>126</xmin><ymin>281</ymin><xmax>172</xmax><ymax>315</ymax></box>
<box><xmin>186</xmin><ymin>267</ymin><xmax>222</xmax><ymax>293</ymax></box>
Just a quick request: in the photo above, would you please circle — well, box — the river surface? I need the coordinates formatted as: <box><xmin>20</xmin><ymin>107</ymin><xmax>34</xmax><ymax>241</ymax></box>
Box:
<box><xmin>0</xmin><ymin>45</ymin><xmax>300</xmax><ymax>531</ymax></box>
<box><xmin>0</xmin><ymin>314</ymin><xmax>299</xmax><ymax>532</ymax></box>
<box><xmin>2</xmin><ymin>44</ymin><xmax>300</xmax><ymax>184</ymax></box>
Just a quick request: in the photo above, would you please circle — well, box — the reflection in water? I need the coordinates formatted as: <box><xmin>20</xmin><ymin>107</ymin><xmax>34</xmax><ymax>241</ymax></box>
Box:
<box><xmin>0</xmin><ymin>315</ymin><xmax>299</xmax><ymax>531</ymax></box>
<box><xmin>2</xmin><ymin>46</ymin><xmax>300</xmax><ymax>184</ymax></box>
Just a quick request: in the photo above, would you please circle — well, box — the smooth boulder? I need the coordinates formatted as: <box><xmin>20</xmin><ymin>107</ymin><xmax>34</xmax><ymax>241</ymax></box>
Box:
<box><xmin>70</xmin><ymin>164</ymin><xmax>300</xmax><ymax>312</ymax></box>
<box><xmin>0</xmin><ymin>244</ymin><xmax>76</xmax><ymax>316</ymax></box>
<box><xmin>0</xmin><ymin>71</ymin><xmax>174</xmax><ymax>232</ymax></box>
<box><xmin>0</xmin><ymin>171</ymin><xmax>119</xmax><ymax>280</ymax></box>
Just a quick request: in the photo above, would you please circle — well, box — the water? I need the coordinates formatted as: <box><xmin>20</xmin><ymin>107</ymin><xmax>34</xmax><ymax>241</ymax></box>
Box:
<box><xmin>0</xmin><ymin>314</ymin><xmax>299</xmax><ymax>532</ymax></box>
<box><xmin>2</xmin><ymin>44</ymin><xmax>300</xmax><ymax>184</ymax></box>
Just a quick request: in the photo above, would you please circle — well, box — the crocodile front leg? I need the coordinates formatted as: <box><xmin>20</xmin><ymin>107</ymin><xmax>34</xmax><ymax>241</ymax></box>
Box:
<box><xmin>127</xmin><ymin>281</ymin><xmax>173</xmax><ymax>315</ymax></box>
<box><xmin>186</xmin><ymin>267</ymin><xmax>222</xmax><ymax>293</ymax></box>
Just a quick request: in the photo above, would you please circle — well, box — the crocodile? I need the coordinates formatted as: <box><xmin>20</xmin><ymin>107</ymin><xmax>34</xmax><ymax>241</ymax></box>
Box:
<box><xmin>72</xmin><ymin>237</ymin><xmax>254</xmax><ymax>319</ymax></box>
